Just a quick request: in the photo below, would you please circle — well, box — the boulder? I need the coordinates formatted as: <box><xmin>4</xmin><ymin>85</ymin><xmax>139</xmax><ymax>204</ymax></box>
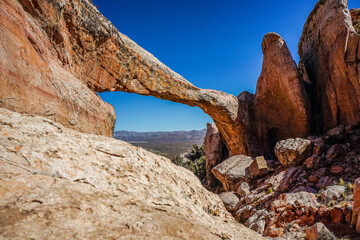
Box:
<box><xmin>273</xmin><ymin>191</ymin><xmax>320</xmax><ymax>211</ymax></box>
<box><xmin>299</xmin><ymin>0</ymin><xmax>360</xmax><ymax>131</ymax></box>
<box><xmin>245</xmin><ymin>209</ymin><xmax>269</xmax><ymax>235</ymax></box>
<box><xmin>304</xmin><ymin>156</ymin><xmax>321</xmax><ymax>169</ymax></box>
<box><xmin>263</xmin><ymin>166</ymin><xmax>302</xmax><ymax>192</ymax></box>
<box><xmin>212</xmin><ymin>155</ymin><xmax>253</xmax><ymax>191</ymax></box>
<box><xmin>235</xmin><ymin>205</ymin><xmax>253</xmax><ymax>223</ymax></box>
<box><xmin>330</xmin><ymin>207</ymin><xmax>344</xmax><ymax>224</ymax></box>
<box><xmin>255</xmin><ymin>33</ymin><xmax>310</xmax><ymax>156</ymax></box>
<box><xmin>306</xmin><ymin>222</ymin><xmax>337</xmax><ymax>240</ymax></box>
<box><xmin>321</xmin><ymin>185</ymin><xmax>346</xmax><ymax>202</ymax></box>
<box><xmin>275</xmin><ymin>138</ymin><xmax>313</xmax><ymax>168</ymax></box>
<box><xmin>316</xmin><ymin>176</ymin><xmax>335</xmax><ymax>189</ymax></box>
<box><xmin>308</xmin><ymin>168</ymin><xmax>326</xmax><ymax>183</ymax></box>
<box><xmin>219</xmin><ymin>192</ymin><xmax>240</xmax><ymax>212</ymax></box>
<box><xmin>248</xmin><ymin>156</ymin><xmax>268</xmax><ymax>178</ymax></box>
<box><xmin>0</xmin><ymin>108</ymin><xmax>264</xmax><ymax>240</ymax></box>
<box><xmin>204</xmin><ymin>123</ymin><xmax>226</xmax><ymax>186</ymax></box>
<box><xmin>263</xmin><ymin>226</ymin><xmax>284</xmax><ymax>238</ymax></box>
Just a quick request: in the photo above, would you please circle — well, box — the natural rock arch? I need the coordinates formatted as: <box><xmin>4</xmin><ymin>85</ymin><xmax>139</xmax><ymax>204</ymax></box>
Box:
<box><xmin>1</xmin><ymin>0</ymin><xmax>258</xmax><ymax>156</ymax></box>
<box><xmin>2</xmin><ymin>0</ymin><xmax>360</xmax><ymax>159</ymax></box>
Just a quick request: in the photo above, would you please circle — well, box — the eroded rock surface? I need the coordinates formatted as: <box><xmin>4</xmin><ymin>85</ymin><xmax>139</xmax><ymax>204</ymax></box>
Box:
<box><xmin>350</xmin><ymin>8</ymin><xmax>360</xmax><ymax>33</ymax></box>
<box><xmin>306</xmin><ymin>222</ymin><xmax>337</xmax><ymax>240</ymax></box>
<box><xmin>0</xmin><ymin>0</ymin><xmax>116</xmax><ymax>137</ymax></box>
<box><xmin>299</xmin><ymin>0</ymin><xmax>360</xmax><ymax>132</ymax></box>
<box><xmin>255</xmin><ymin>33</ymin><xmax>310</xmax><ymax>155</ymax></box>
<box><xmin>212</xmin><ymin>155</ymin><xmax>253</xmax><ymax>191</ymax></box>
<box><xmin>275</xmin><ymin>138</ymin><xmax>313</xmax><ymax>168</ymax></box>
<box><xmin>0</xmin><ymin>0</ymin><xmax>259</xmax><ymax>157</ymax></box>
<box><xmin>0</xmin><ymin>108</ymin><xmax>264</xmax><ymax>240</ymax></box>
<box><xmin>236</xmin><ymin>91</ymin><xmax>263</xmax><ymax>156</ymax></box>
<box><xmin>205</xmin><ymin>123</ymin><xmax>227</xmax><ymax>186</ymax></box>
<box><xmin>216</xmin><ymin>122</ymin><xmax>360</xmax><ymax>239</ymax></box>
<box><xmin>248</xmin><ymin>156</ymin><xmax>268</xmax><ymax>179</ymax></box>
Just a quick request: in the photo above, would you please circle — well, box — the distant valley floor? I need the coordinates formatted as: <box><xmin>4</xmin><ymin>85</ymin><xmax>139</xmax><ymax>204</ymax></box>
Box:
<box><xmin>114</xmin><ymin>129</ymin><xmax>206</xmax><ymax>159</ymax></box>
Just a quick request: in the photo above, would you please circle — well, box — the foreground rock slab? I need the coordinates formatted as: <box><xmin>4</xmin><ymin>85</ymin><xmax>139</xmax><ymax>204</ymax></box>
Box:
<box><xmin>0</xmin><ymin>108</ymin><xmax>264</xmax><ymax>240</ymax></box>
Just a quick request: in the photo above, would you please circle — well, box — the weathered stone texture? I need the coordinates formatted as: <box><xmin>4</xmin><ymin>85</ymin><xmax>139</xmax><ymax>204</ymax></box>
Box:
<box><xmin>299</xmin><ymin>0</ymin><xmax>360</xmax><ymax>131</ymax></box>
<box><xmin>205</xmin><ymin>123</ymin><xmax>226</xmax><ymax>186</ymax></box>
<box><xmin>0</xmin><ymin>108</ymin><xmax>264</xmax><ymax>240</ymax></box>
<box><xmin>255</xmin><ymin>33</ymin><xmax>310</xmax><ymax>155</ymax></box>
<box><xmin>0</xmin><ymin>0</ymin><xmax>261</xmax><ymax>157</ymax></box>
<box><xmin>0</xmin><ymin>0</ymin><xmax>116</xmax><ymax>136</ymax></box>
<box><xmin>275</xmin><ymin>138</ymin><xmax>313</xmax><ymax>168</ymax></box>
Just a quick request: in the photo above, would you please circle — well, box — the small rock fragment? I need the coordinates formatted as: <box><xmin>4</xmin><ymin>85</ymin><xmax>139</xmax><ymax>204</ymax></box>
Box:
<box><xmin>237</xmin><ymin>182</ymin><xmax>250</xmax><ymax>197</ymax></box>
<box><xmin>219</xmin><ymin>192</ymin><xmax>240</xmax><ymax>212</ymax></box>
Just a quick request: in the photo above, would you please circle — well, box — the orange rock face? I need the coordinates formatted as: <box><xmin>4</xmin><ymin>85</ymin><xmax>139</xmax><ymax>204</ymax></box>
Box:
<box><xmin>0</xmin><ymin>0</ymin><xmax>116</xmax><ymax>136</ymax></box>
<box><xmin>255</xmin><ymin>33</ymin><xmax>310</xmax><ymax>155</ymax></box>
<box><xmin>299</xmin><ymin>0</ymin><xmax>360</xmax><ymax>132</ymax></box>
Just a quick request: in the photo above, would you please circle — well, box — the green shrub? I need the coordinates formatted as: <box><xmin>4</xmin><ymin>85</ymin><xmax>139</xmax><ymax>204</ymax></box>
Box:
<box><xmin>172</xmin><ymin>145</ymin><xmax>206</xmax><ymax>180</ymax></box>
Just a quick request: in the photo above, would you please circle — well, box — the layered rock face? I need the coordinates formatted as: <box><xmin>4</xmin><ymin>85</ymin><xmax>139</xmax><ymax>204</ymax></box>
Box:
<box><xmin>255</xmin><ymin>33</ymin><xmax>310</xmax><ymax>155</ymax></box>
<box><xmin>237</xmin><ymin>92</ymin><xmax>263</xmax><ymax>156</ymax></box>
<box><xmin>299</xmin><ymin>0</ymin><xmax>360</xmax><ymax>132</ymax></box>
<box><xmin>0</xmin><ymin>0</ymin><xmax>116</xmax><ymax>137</ymax></box>
<box><xmin>0</xmin><ymin>108</ymin><xmax>263</xmax><ymax>240</ymax></box>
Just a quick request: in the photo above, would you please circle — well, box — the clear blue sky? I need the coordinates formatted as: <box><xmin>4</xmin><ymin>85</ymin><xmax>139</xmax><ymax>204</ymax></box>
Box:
<box><xmin>95</xmin><ymin>0</ymin><xmax>356</xmax><ymax>132</ymax></box>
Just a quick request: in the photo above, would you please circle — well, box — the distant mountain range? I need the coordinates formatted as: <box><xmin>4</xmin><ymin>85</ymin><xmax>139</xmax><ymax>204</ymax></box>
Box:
<box><xmin>114</xmin><ymin>129</ymin><xmax>207</xmax><ymax>143</ymax></box>
<box><xmin>114</xmin><ymin>129</ymin><xmax>206</xmax><ymax>159</ymax></box>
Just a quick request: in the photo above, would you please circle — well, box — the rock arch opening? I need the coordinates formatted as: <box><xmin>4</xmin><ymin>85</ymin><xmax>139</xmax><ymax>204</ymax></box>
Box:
<box><xmin>98</xmin><ymin>92</ymin><xmax>213</xmax><ymax>132</ymax></box>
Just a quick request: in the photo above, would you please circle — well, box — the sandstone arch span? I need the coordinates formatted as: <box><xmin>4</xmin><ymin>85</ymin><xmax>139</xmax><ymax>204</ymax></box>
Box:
<box><xmin>0</xmin><ymin>0</ymin><xmax>259</xmax><ymax>156</ymax></box>
<box><xmin>2</xmin><ymin>0</ymin><xmax>360</xmax><ymax>159</ymax></box>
